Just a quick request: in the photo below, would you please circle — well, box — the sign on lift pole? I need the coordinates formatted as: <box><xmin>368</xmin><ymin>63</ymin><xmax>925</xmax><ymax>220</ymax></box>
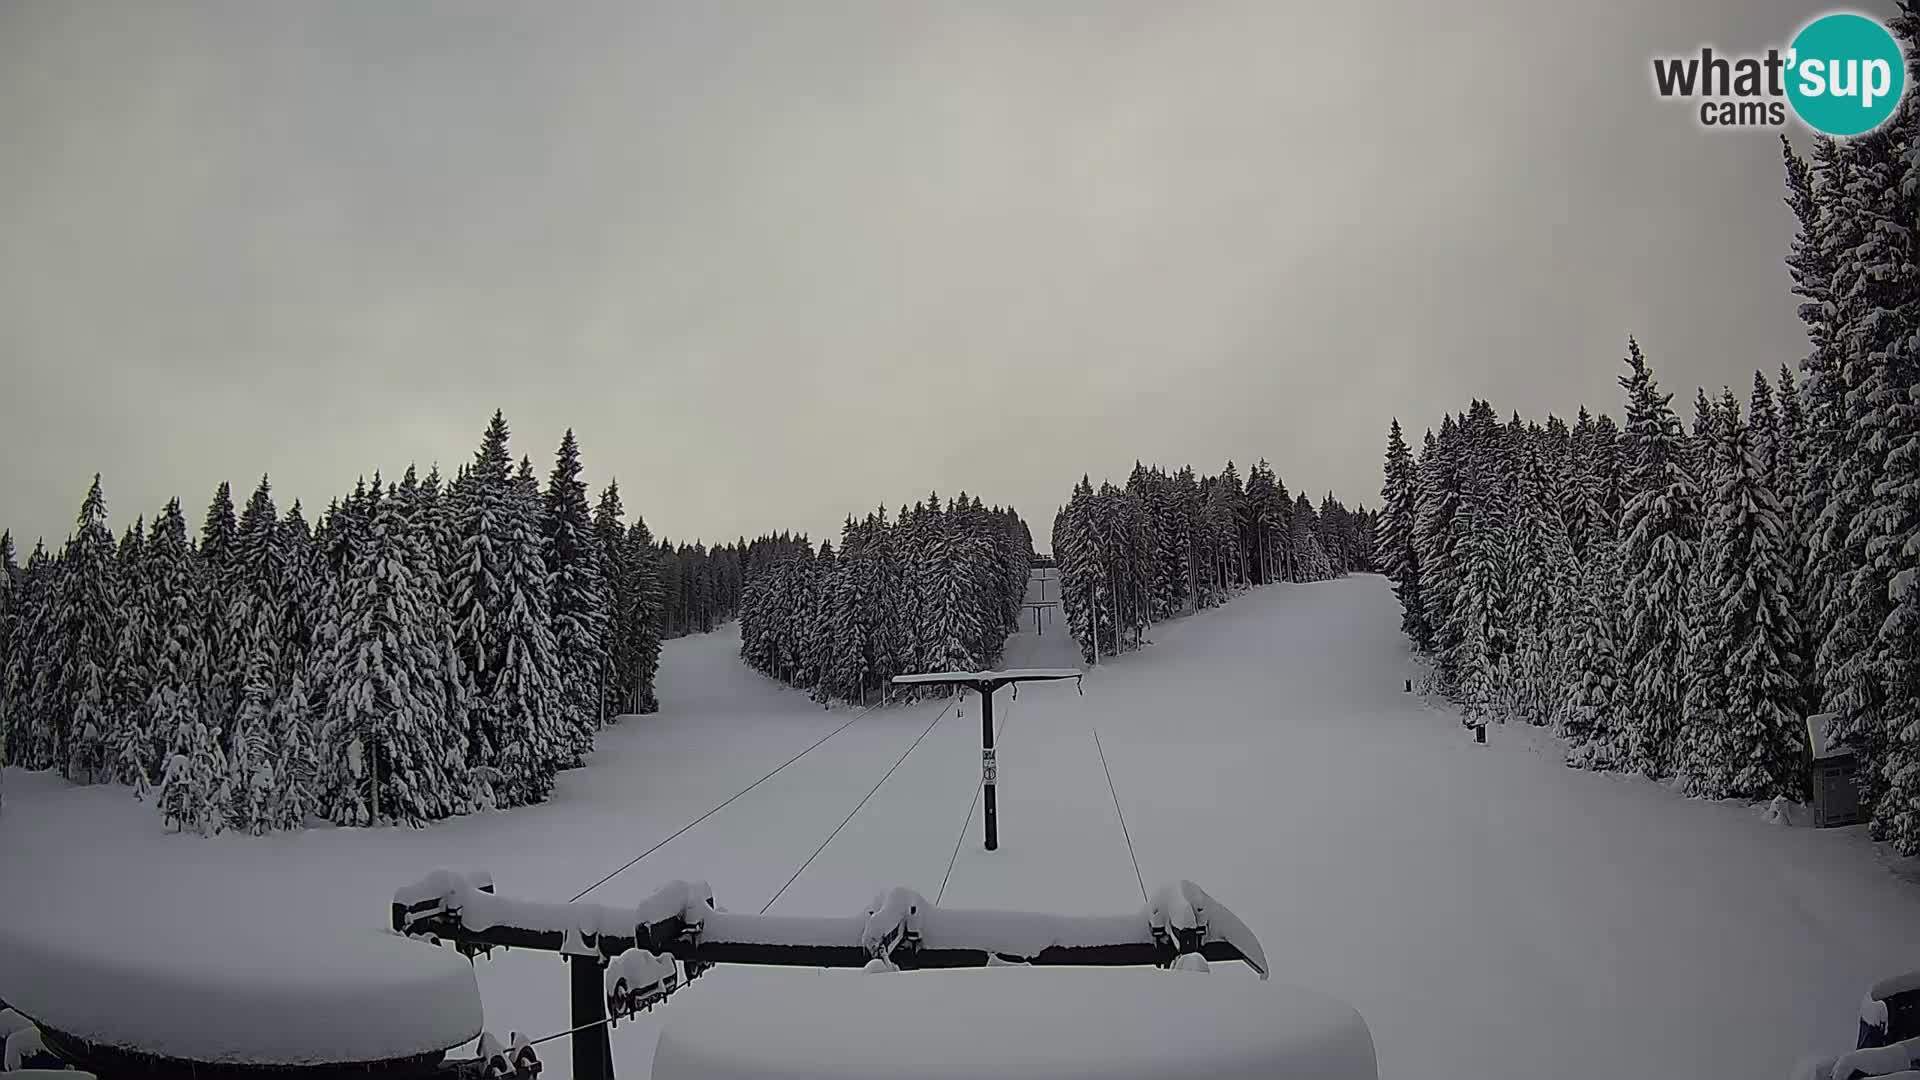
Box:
<box><xmin>892</xmin><ymin>668</ymin><xmax>1083</xmax><ymax>851</ymax></box>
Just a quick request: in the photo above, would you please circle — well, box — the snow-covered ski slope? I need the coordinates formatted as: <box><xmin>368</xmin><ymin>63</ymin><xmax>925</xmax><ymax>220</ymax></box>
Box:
<box><xmin>4</xmin><ymin>574</ymin><xmax>1919</xmax><ymax>1079</ymax></box>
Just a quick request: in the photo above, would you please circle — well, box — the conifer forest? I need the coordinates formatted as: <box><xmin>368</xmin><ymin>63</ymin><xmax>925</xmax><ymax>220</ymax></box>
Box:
<box><xmin>1374</xmin><ymin>126</ymin><xmax>1920</xmax><ymax>856</ymax></box>
<box><xmin>0</xmin><ymin>413</ymin><xmax>765</xmax><ymax>834</ymax></box>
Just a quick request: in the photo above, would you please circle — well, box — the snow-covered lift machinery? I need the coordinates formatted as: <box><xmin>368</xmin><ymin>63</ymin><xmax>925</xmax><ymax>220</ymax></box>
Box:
<box><xmin>889</xmin><ymin>668</ymin><xmax>1082</xmax><ymax>851</ymax></box>
<box><xmin>391</xmin><ymin>870</ymin><xmax>1270</xmax><ymax>1080</ymax></box>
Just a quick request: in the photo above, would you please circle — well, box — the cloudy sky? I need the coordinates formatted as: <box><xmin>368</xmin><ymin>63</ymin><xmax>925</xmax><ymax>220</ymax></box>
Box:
<box><xmin>0</xmin><ymin>0</ymin><xmax>1828</xmax><ymax>551</ymax></box>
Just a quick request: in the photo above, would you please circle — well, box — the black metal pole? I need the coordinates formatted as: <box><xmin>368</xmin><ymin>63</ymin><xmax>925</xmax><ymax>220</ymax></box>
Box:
<box><xmin>570</xmin><ymin>953</ymin><xmax>613</xmax><ymax>1080</ymax></box>
<box><xmin>981</xmin><ymin>684</ymin><xmax>998</xmax><ymax>851</ymax></box>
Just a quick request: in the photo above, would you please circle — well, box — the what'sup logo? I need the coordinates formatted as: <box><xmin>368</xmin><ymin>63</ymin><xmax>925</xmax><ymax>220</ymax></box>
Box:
<box><xmin>1652</xmin><ymin>12</ymin><xmax>1907</xmax><ymax>135</ymax></box>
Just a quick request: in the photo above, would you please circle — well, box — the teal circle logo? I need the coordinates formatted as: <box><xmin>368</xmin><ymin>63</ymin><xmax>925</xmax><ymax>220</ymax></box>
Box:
<box><xmin>1787</xmin><ymin>13</ymin><xmax>1906</xmax><ymax>136</ymax></box>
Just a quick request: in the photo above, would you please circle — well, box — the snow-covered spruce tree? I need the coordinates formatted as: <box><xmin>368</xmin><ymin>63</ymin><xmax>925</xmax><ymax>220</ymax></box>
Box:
<box><xmin>1378</xmin><ymin>420</ymin><xmax>1427</xmax><ymax>649</ymax></box>
<box><xmin>921</xmin><ymin>507</ymin><xmax>986</xmax><ymax>675</ymax></box>
<box><xmin>807</xmin><ymin>541</ymin><xmax>842</xmax><ymax>703</ymax></box>
<box><xmin>54</xmin><ymin>475</ymin><xmax>118</xmax><ymax>783</ymax></box>
<box><xmin>396</xmin><ymin>468</ymin><xmax>473</xmax><ymax>817</ymax></box>
<box><xmin>1057</xmin><ymin>480</ymin><xmax>1100</xmax><ymax>663</ymax></box>
<box><xmin>5</xmin><ymin>542</ymin><xmax>54</xmax><ymax>770</ymax></box>
<box><xmin>1689</xmin><ymin>387</ymin><xmax>1715</xmax><ymax>486</ymax></box>
<box><xmin>1614</xmin><ymin>340</ymin><xmax>1700</xmax><ymax>779</ymax></box>
<box><xmin>1562</xmin><ymin>409</ymin><xmax>1599</xmax><ymax>561</ymax></box>
<box><xmin>1871</xmin><ymin>20</ymin><xmax>1920</xmax><ymax>856</ymax></box>
<box><xmin>105</xmin><ymin>515</ymin><xmax>158</xmax><ymax>793</ymax></box>
<box><xmin>491</xmin><ymin>460</ymin><xmax>566</xmax><ymax>805</ymax></box>
<box><xmin>197</xmin><ymin>481</ymin><xmax>242</xmax><ymax>750</ymax></box>
<box><xmin>449</xmin><ymin>413</ymin><xmax>519</xmax><ymax>783</ymax></box>
<box><xmin>592</xmin><ymin>480</ymin><xmax>632</xmax><ymax>718</ymax></box>
<box><xmin>824</xmin><ymin>518</ymin><xmax>872</xmax><ymax>703</ymax></box>
<box><xmin>542</xmin><ymin>431</ymin><xmax>610</xmax><ymax>763</ymax></box>
<box><xmin>1562</xmin><ymin>538</ymin><xmax>1627</xmax><ymax>767</ymax></box>
<box><xmin>224</xmin><ymin>477</ymin><xmax>286</xmax><ymax>833</ymax></box>
<box><xmin>1705</xmin><ymin>387</ymin><xmax>1807</xmax><ymax>801</ymax></box>
<box><xmin>137</xmin><ymin>501</ymin><xmax>202</xmax><ymax>802</ymax></box>
<box><xmin>1816</xmin><ymin>124</ymin><xmax>1912</xmax><ymax>812</ymax></box>
<box><xmin>1503</xmin><ymin>442</ymin><xmax>1572</xmax><ymax>726</ymax></box>
<box><xmin>0</xmin><ymin>531</ymin><xmax>15</xmax><ymax>782</ymax></box>
<box><xmin>1414</xmin><ymin>420</ymin><xmax>1464</xmax><ymax>687</ymax></box>
<box><xmin>319</xmin><ymin>479</ymin><xmax>465</xmax><ymax>826</ymax></box>
<box><xmin>1449</xmin><ymin>450</ymin><xmax>1510</xmax><ymax>724</ymax></box>
<box><xmin>625</xmin><ymin>514</ymin><xmax>663</xmax><ymax>714</ymax></box>
<box><xmin>158</xmin><ymin>717</ymin><xmax>229</xmax><ymax>836</ymax></box>
<box><xmin>1677</xmin><ymin>393</ymin><xmax>1737</xmax><ymax>797</ymax></box>
<box><xmin>1291</xmin><ymin>493</ymin><xmax>1331</xmax><ymax>582</ymax></box>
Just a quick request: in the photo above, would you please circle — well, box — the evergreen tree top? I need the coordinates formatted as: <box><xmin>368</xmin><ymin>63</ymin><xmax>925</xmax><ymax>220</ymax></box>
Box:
<box><xmin>78</xmin><ymin>473</ymin><xmax>109</xmax><ymax>531</ymax></box>
<box><xmin>201</xmin><ymin>480</ymin><xmax>237</xmax><ymax>557</ymax></box>
<box><xmin>474</xmin><ymin>411</ymin><xmax>514</xmax><ymax>483</ymax></box>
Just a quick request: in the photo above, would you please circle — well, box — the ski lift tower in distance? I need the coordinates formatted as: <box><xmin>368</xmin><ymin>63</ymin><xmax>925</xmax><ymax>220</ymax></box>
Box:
<box><xmin>892</xmin><ymin>667</ymin><xmax>1083</xmax><ymax>851</ymax></box>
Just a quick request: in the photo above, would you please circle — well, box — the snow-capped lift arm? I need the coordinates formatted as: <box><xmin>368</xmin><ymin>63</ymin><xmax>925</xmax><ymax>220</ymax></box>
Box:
<box><xmin>392</xmin><ymin>871</ymin><xmax>1267</xmax><ymax>1080</ymax></box>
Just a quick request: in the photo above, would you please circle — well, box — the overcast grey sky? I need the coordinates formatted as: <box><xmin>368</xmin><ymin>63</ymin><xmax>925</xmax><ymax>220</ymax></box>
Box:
<box><xmin>0</xmin><ymin>0</ymin><xmax>1834</xmax><ymax>551</ymax></box>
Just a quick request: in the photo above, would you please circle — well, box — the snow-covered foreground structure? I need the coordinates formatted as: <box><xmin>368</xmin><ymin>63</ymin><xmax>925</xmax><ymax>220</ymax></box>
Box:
<box><xmin>4</xmin><ymin>575</ymin><xmax>1919</xmax><ymax>1079</ymax></box>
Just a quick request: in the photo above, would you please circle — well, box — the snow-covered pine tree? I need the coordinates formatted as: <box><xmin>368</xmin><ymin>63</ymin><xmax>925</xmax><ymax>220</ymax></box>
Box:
<box><xmin>1615</xmin><ymin>340</ymin><xmax>1700</xmax><ymax>779</ymax></box>
<box><xmin>55</xmin><ymin>476</ymin><xmax>118</xmax><ymax>783</ymax></box>
<box><xmin>542</xmin><ymin>431</ymin><xmax>610</xmax><ymax>762</ymax></box>
<box><xmin>1378</xmin><ymin>419</ymin><xmax>1427</xmax><ymax>649</ymax></box>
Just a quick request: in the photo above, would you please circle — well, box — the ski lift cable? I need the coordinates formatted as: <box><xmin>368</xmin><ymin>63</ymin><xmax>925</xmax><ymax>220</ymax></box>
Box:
<box><xmin>524</xmin><ymin>1013</ymin><xmax>614</xmax><ymax>1049</ymax></box>
<box><xmin>759</xmin><ymin>696</ymin><xmax>959</xmax><ymax>915</ymax></box>
<box><xmin>934</xmin><ymin>693</ymin><xmax>1017</xmax><ymax>907</ymax></box>
<box><xmin>570</xmin><ymin>685</ymin><xmax>904</xmax><ymax>903</ymax></box>
<box><xmin>1090</xmin><ymin>723</ymin><xmax>1149</xmax><ymax>907</ymax></box>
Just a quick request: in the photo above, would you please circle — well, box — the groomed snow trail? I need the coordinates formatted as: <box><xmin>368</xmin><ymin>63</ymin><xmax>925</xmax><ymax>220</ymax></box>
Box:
<box><xmin>4</xmin><ymin>575</ymin><xmax>1919</xmax><ymax>1079</ymax></box>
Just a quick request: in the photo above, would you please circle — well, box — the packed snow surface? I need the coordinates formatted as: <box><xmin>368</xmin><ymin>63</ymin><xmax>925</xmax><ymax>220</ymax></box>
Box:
<box><xmin>647</xmin><ymin>967</ymin><xmax>1374</xmax><ymax>1080</ymax></box>
<box><xmin>0</xmin><ymin>918</ymin><xmax>482</xmax><ymax>1066</ymax></box>
<box><xmin>4</xmin><ymin>576</ymin><xmax>1919</xmax><ymax>1079</ymax></box>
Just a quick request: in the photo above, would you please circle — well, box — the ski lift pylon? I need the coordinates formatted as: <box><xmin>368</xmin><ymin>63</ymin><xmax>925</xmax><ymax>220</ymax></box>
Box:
<box><xmin>890</xmin><ymin>669</ymin><xmax>1083</xmax><ymax>851</ymax></box>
